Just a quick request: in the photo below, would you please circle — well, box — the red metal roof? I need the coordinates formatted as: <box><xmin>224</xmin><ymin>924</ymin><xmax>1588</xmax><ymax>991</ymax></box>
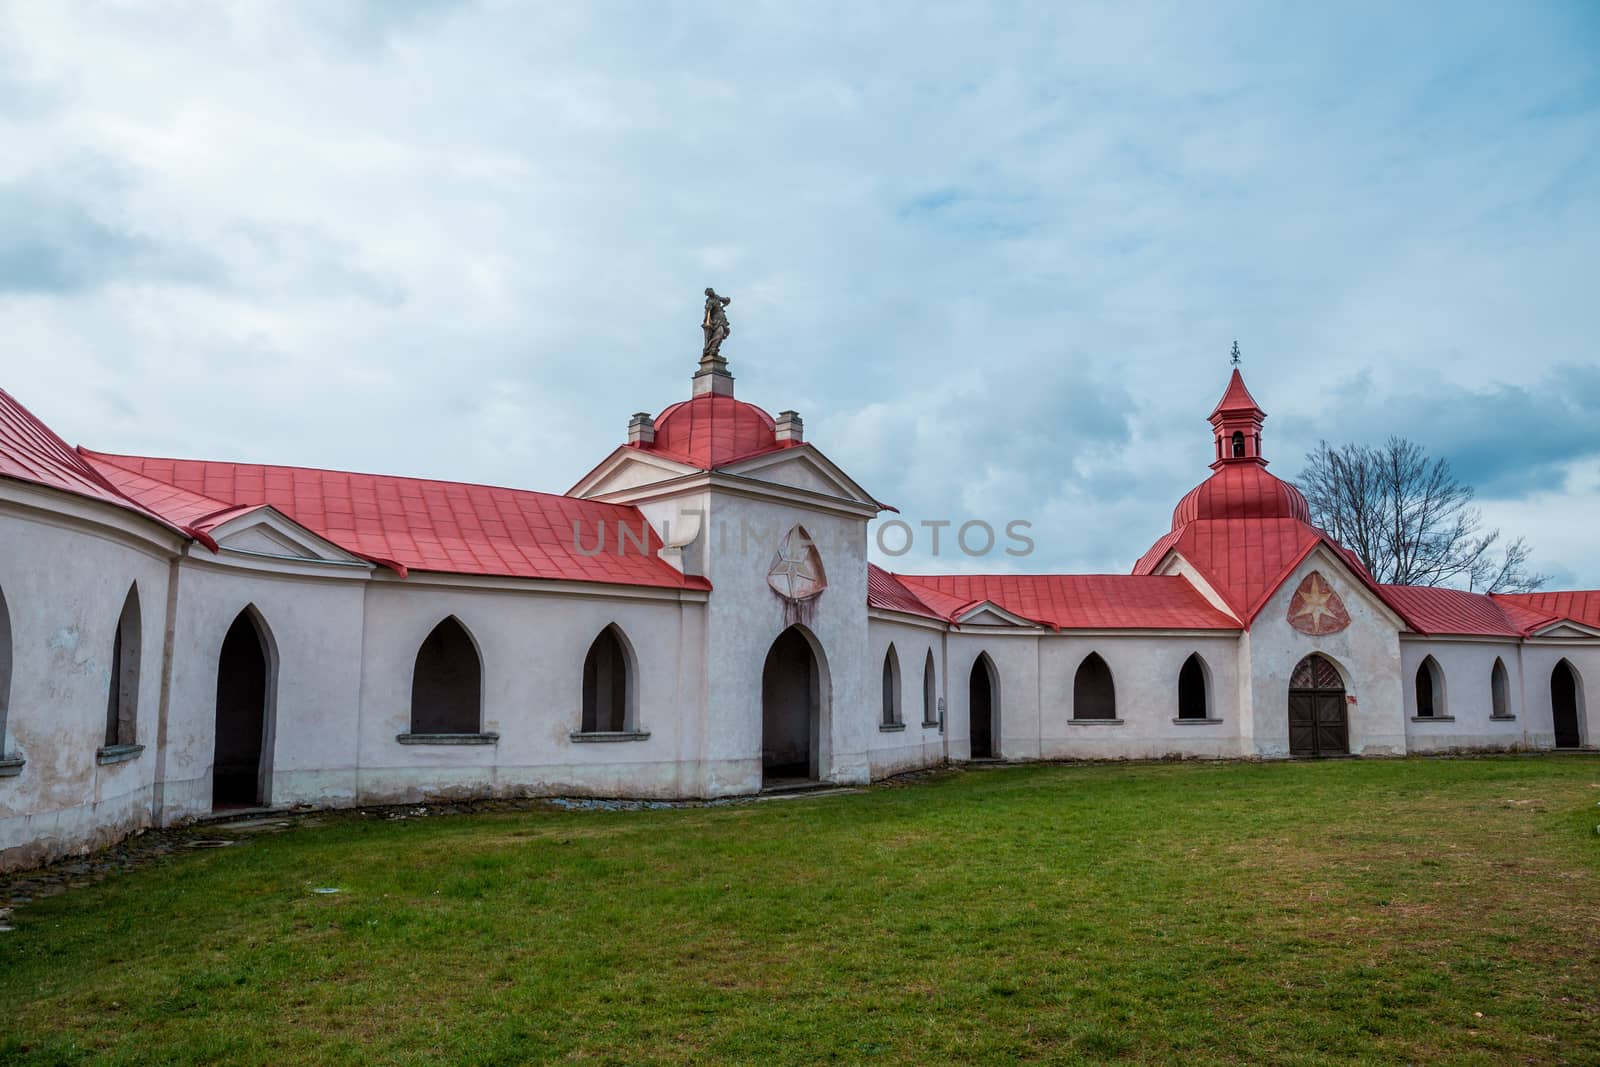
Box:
<box><xmin>1171</xmin><ymin>462</ymin><xmax>1312</xmax><ymax>527</ymax></box>
<box><xmin>1379</xmin><ymin>585</ymin><xmax>1524</xmax><ymax>638</ymax></box>
<box><xmin>1369</xmin><ymin>587</ymin><xmax>1600</xmax><ymax>637</ymax></box>
<box><xmin>1133</xmin><ymin>516</ymin><xmax>1415</xmax><ymax>630</ymax></box>
<box><xmin>83</xmin><ymin>451</ymin><xmax>710</xmax><ymax>590</ymax></box>
<box><xmin>881</xmin><ymin>572</ymin><xmax>1240</xmax><ymax>630</ymax></box>
<box><xmin>0</xmin><ymin>387</ymin><xmax>196</xmax><ymax>538</ymax></box>
<box><xmin>1141</xmin><ymin>368</ymin><xmax>1421</xmax><ymax>630</ymax></box>
<box><xmin>632</xmin><ymin>394</ymin><xmax>795</xmax><ymax>470</ymax></box>
<box><xmin>1493</xmin><ymin>590</ymin><xmax>1600</xmax><ymax>632</ymax></box>
<box><xmin>866</xmin><ymin>564</ymin><xmax>946</xmax><ymax>621</ymax></box>
<box><xmin>1209</xmin><ymin>368</ymin><xmax>1263</xmax><ymax>418</ymax></box>
<box><xmin>83</xmin><ymin>452</ymin><xmax>257</xmax><ymax>531</ymax></box>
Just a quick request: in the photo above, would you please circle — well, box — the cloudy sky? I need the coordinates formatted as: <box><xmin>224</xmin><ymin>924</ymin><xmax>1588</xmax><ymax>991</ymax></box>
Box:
<box><xmin>3</xmin><ymin>2</ymin><xmax>1597</xmax><ymax>584</ymax></box>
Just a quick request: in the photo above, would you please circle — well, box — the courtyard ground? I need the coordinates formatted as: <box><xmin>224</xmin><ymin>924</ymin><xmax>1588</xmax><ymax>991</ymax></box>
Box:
<box><xmin>1</xmin><ymin>755</ymin><xmax>1598</xmax><ymax>1065</ymax></box>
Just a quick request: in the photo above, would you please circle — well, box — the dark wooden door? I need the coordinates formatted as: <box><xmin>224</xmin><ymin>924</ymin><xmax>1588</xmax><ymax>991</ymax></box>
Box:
<box><xmin>1288</xmin><ymin>654</ymin><xmax>1348</xmax><ymax>756</ymax></box>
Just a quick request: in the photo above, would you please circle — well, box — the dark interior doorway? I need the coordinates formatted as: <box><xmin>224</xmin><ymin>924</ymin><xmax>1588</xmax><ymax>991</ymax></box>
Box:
<box><xmin>213</xmin><ymin>609</ymin><xmax>271</xmax><ymax>809</ymax></box>
<box><xmin>970</xmin><ymin>655</ymin><xmax>996</xmax><ymax>758</ymax></box>
<box><xmin>762</xmin><ymin>626</ymin><xmax>821</xmax><ymax>784</ymax></box>
<box><xmin>1552</xmin><ymin>660</ymin><xmax>1582</xmax><ymax>749</ymax></box>
<box><xmin>1288</xmin><ymin>653</ymin><xmax>1349</xmax><ymax>757</ymax></box>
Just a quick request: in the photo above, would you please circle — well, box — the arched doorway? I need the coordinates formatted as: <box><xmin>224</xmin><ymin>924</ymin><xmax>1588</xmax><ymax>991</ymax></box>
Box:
<box><xmin>1552</xmin><ymin>660</ymin><xmax>1583</xmax><ymax>749</ymax></box>
<box><xmin>213</xmin><ymin>608</ymin><xmax>275</xmax><ymax>809</ymax></box>
<box><xmin>970</xmin><ymin>653</ymin><xmax>998</xmax><ymax>758</ymax></box>
<box><xmin>761</xmin><ymin>626</ymin><xmax>826</xmax><ymax>785</ymax></box>
<box><xmin>1288</xmin><ymin>653</ymin><xmax>1348</xmax><ymax>756</ymax></box>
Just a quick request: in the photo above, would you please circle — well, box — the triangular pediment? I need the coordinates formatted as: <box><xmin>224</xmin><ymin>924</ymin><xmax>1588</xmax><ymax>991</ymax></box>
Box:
<box><xmin>954</xmin><ymin>601</ymin><xmax>1040</xmax><ymax>628</ymax></box>
<box><xmin>1530</xmin><ymin>620</ymin><xmax>1600</xmax><ymax>640</ymax></box>
<box><xmin>211</xmin><ymin>508</ymin><xmax>367</xmax><ymax>566</ymax></box>
<box><xmin>568</xmin><ymin>446</ymin><xmax>701</xmax><ymax>499</ymax></box>
<box><xmin>719</xmin><ymin>445</ymin><xmax>884</xmax><ymax>508</ymax></box>
<box><xmin>1271</xmin><ymin>545</ymin><xmax>1409</xmax><ymax>630</ymax></box>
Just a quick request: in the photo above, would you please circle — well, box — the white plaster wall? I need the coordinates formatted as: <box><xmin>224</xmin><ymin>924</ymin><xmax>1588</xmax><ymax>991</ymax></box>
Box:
<box><xmin>1240</xmin><ymin>549</ymin><xmax>1407</xmax><ymax>756</ymax></box>
<box><xmin>354</xmin><ymin>579</ymin><xmax>708</xmax><ymax>802</ymax></box>
<box><xmin>1039</xmin><ymin>633</ymin><xmax>1246</xmax><ymax>759</ymax></box>
<box><xmin>1399</xmin><ymin>638</ymin><xmax>1529</xmax><ymax>752</ymax></box>
<box><xmin>0</xmin><ymin>502</ymin><xmax>175</xmax><ymax>868</ymax></box>
<box><xmin>695</xmin><ymin>492</ymin><xmax>870</xmax><ymax>792</ymax></box>
<box><xmin>864</xmin><ymin>618</ymin><xmax>946</xmax><ymax>776</ymax></box>
<box><xmin>160</xmin><ymin>557</ymin><xmax>368</xmax><ymax>822</ymax></box>
<box><xmin>945</xmin><ymin>632</ymin><xmax>1038</xmax><ymax>762</ymax></box>
<box><xmin>1518</xmin><ymin>642</ymin><xmax>1599</xmax><ymax>749</ymax></box>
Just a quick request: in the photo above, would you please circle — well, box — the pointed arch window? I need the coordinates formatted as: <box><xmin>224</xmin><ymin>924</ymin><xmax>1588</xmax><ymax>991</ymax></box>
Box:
<box><xmin>881</xmin><ymin>644</ymin><xmax>902</xmax><ymax>728</ymax></box>
<box><xmin>1414</xmin><ymin>656</ymin><xmax>1447</xmax><ymax>719</ymax></box>
<box><xmin>922</xmin><ymin>650</ymin><xmax>938</xmax><ymax>727</ymax></box>
<box><xmin>1072</xmin><ymin>652</ymin><xmax>1117</xmax><ymax>721</ymax></box>
<box><xmin>0</xmin><ymin>586</ymin><xmax>14</xmax><ymax>771</ymax></box>
<box><xmin>403</xmin><ymin>617</ymin><xmax>489</xmax><ymax>741</ymax></box>
<box><xmin>99</xmin><ymin>584</ymin><xmax>144</xmax><ymax>761</ymax></box>
<box><xmin>1177</xmin><ymin>653</ymin><xmax>1210</xmax><ymax>720</ymax></box>
<box><xmin>581</xmin><ymin>625</ymin><xmax>638</xmax><ymax>735</ymax></box>
<box><xmin>1490</xmin><ymin>658</ymin><xmax>1512</xmax><ymax>719</ymax></box>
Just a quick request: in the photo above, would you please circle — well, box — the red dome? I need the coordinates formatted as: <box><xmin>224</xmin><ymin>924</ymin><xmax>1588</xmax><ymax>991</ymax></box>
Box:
<box><xmin>1171</xmin><ymin>462</ymin><xmax>1311</xmax><ymax>530</ymax></box>
<box><xmin>644</xmin><ymin>393</ymin><xmax>781</xmax><ymax>469</ymax></box>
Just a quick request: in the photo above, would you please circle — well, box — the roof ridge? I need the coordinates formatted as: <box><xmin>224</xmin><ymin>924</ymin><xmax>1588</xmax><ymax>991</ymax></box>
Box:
<box><xmin>82</xmin><ymin>449</ymin><xmax>606</xmax><ymax>507</ymax></box>
<box><xmin>0</xmin><ymin>388</ymin><xmax>192</xmax><ymax>539</ymax></box>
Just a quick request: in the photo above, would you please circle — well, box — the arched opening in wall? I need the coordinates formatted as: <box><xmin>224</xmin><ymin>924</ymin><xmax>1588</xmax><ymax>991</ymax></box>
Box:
<box><xmin>1288</xmin><ymin>653</ymin><xmax>1349</xmax><ymax>756</ymax></box>
<box><xmin>104</xmin><ymin>584</ymin><xmax>141</xmax><ymax>749</ymax></box>
<box><xmin>212</xmin><ymin>607</ymin><xmax>275</xmax><ymax>809</ymax></box>
<box><xmin>1491</xmin><ymin>658</ymin><xmax>1511</xmax><ymax>719</ymax></box>
<box><xmin>1073</xmin><ymin>652</ymin><xmax>1117</xmax><ymax>721</ymax></box>
<box><xmin>581</xmin><ymin>625</ymin><xmax>635</xmax><ymax>733</ymax></box>
<box><xmin>1177</xmin><ymin>653</ymin><xmax>1209</xmax><ymax>720</ymax></box>
<box><xmin>922</xmin><ymin>650</ymin><xmax>938</xmax><ymax>726</ymax></box>
<box><xmin>969</xmin><ymin>653</ymin><xmax>998</xmax><ymax>758</ymax></box>
<box><xmin>0</xmin><ymin>586</ymin><xmax>12</xmax><ymax>755</ymax></box>
<box><xmin>1231</xmin><ymin>431</ymin><xmax>1245</xmax><ymax>458</ymax></box>
<box><xmin>762</xmin><ymin>625</ymin><xmax>826</xmax><ymax>785</ymax></box>
<box><xmin>1414</xmin><ymin>656</ymin><xmax>1445</xmax><ymax>718</ymax></box>
<box><xmin>410</xmin><ymin>617</ymin><xmax>482</xmax><ymax>735</ymax></box>
<box><xmin>881</xmin><ymin>644</ymin><xmax>902</xmax><ymax>727</ymax></box>
<box><xmin>1551</xmin><ymin>660</ymin><xmax>1583</xmax><ymax>749</ymax></box>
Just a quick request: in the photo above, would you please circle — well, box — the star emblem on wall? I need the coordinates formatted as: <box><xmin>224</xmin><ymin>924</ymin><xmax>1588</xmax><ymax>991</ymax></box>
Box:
<box><xmin>1287</xmin><ymin>571</ymin><xmax>1350</xmax><ymax>636</ymax></box>
<box><xmin>767</xmin><ymin>526</ymin><xmax>826</xmax><ymax>602</ymax></box>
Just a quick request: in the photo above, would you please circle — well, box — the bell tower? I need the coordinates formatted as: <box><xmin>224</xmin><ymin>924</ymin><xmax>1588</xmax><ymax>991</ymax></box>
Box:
<box><xmin>1208</xmin><ymin>356</ymin><xmax>1268</xmax><ymax>470</ymax></box>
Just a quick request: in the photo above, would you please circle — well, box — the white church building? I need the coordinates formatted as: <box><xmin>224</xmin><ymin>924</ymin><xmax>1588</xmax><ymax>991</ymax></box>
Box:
<box><xmin>1</xmin><ymin>336</ymin><xmax>1597</xmax><ymax>870</ymax></box>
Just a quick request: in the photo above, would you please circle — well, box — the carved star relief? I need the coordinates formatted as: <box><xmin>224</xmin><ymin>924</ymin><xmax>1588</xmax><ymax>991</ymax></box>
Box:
<box><xmin>1287</xmin><ymin>571</ymin><xmax>1350</xmax><ymax>636</ymax></box>
<box><xmin>768</xmin><ymin>528</ymin><xmax>825</xmax><ymax>601</ymax></box>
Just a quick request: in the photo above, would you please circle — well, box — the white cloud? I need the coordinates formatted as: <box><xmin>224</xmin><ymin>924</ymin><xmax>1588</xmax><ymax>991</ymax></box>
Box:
<box><xmin>1</xmin><ymin>1</ymin><xmax>1596</xmax><ymax>582</ymax></box>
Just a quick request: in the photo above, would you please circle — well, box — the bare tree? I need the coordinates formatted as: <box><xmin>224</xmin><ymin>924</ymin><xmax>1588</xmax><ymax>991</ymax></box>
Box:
<box><xmin>1297</xmin><ymin>437</ymin><xmax>1548</xmax><ymax>593</ymax></box>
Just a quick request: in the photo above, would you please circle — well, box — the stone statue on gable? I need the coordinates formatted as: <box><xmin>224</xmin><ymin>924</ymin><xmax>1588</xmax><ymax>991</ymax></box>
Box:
<box><xmin>702</xmin><ymin>288</ymin><xmax>731</xmax><ymax>361</ymax></box>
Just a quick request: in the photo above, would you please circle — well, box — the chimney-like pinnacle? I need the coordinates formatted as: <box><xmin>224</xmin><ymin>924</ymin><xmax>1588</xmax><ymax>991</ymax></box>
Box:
<box><xmin>775</xmin><ymin>410</ymin><xmax>803</xmax><ymax>444</ymax></box>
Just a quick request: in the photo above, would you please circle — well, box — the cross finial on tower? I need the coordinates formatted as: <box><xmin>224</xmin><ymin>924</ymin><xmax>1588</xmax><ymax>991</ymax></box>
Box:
<box><xmin>1230</xmin><ymin>340</ymin><xmax>1241</xmax><ymax>366</ymax></box>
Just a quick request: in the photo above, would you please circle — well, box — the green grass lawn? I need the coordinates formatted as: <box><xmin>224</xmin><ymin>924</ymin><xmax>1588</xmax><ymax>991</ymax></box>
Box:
<box><xmin>2</xmin><ymin>757</ymin><xmax>1598</xmax><ymax>1065</ymax></box>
